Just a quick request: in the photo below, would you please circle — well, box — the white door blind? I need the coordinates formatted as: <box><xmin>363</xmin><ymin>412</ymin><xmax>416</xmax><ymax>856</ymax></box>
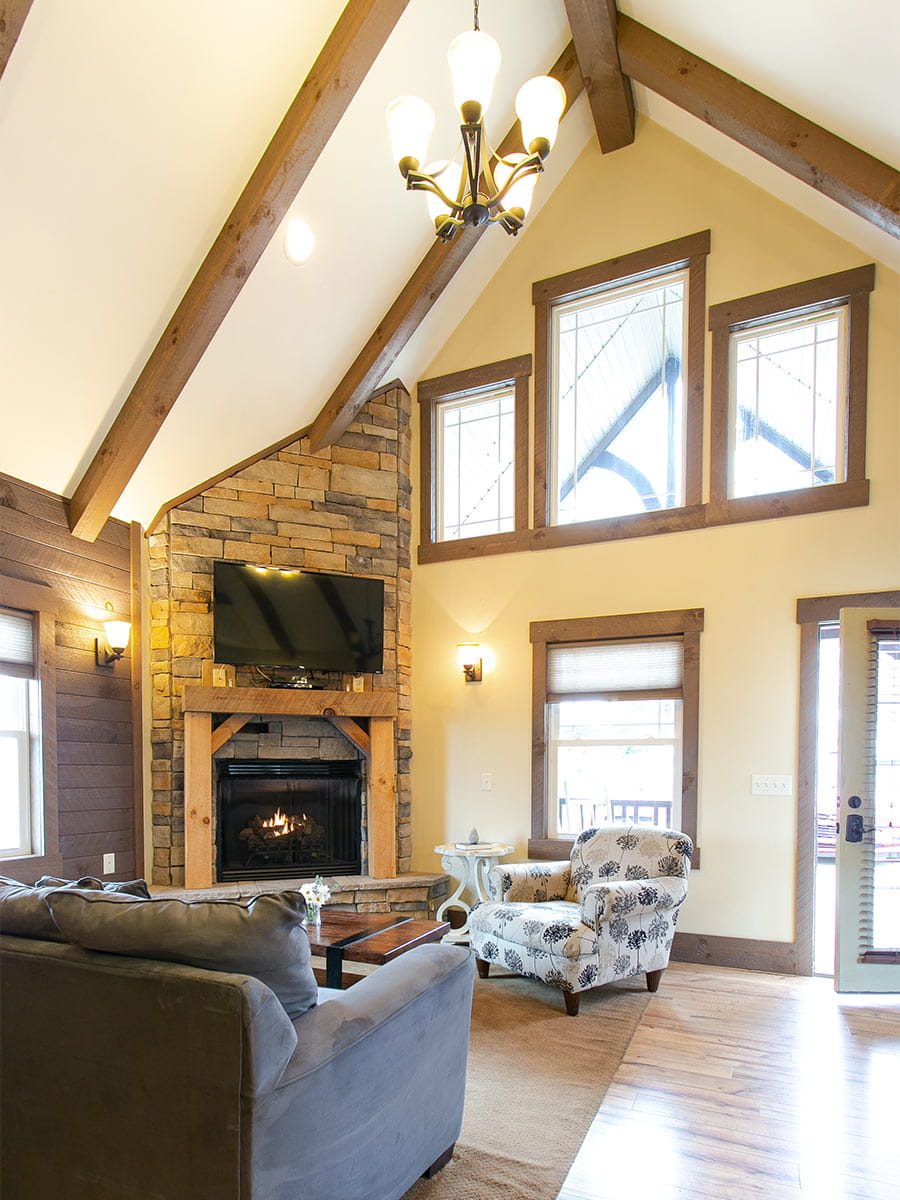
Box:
<box><xmin>547</xmin><ymin>637</ymin><xmax>683</xmax><ymax>700</ymax></box>
<box><xmin>0</xmin><ymin>608</ymin><xmax>35</xmax><ymax>679</ymax></box>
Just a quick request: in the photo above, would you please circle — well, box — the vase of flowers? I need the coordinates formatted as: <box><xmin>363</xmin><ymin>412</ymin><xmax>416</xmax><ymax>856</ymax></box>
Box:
<box><xmin>300</xmin><ymin>876</ymin><xmax>331</xmax><ymax>925</ymax></box>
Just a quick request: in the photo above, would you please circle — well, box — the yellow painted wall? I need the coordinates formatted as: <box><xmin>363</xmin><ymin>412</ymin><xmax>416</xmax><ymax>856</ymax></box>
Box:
<box><xmin>409</xmin><ymin>118</ymin><xmax>900</xmax><ymax>942</ymax></box>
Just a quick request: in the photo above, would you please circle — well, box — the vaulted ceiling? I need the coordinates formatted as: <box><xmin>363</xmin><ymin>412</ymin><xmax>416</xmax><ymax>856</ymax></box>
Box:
<box><xmin>1</xmin><ymin>0</ymin><xmax>897</xmax><ymax>532</ymax></box>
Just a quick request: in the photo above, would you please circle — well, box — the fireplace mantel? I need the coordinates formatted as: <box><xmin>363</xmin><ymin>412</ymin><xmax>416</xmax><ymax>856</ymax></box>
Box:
<box><xmin>182</xmin><ymin>686</ymin><xmax>398</xmax><ymax>890</ymax></box>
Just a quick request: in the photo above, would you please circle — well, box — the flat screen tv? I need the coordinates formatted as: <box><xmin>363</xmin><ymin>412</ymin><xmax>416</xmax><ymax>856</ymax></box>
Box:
<box><xmin>213</xmin><ymin>562</ymin><xmax>384</xmax><ymax>673</ymax></box>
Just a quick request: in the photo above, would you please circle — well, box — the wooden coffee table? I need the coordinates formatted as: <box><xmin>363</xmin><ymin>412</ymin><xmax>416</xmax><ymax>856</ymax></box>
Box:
<box><xmin>306</xmin><ymin>910</ymin><xmax>451</xmax><ymax>989</ymax></box>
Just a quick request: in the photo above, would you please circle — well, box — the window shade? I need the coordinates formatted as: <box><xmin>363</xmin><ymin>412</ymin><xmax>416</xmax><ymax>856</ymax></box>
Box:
<box><xmin>0</xmin><ymin>608</ymin><xmax>35</xmax><ymax>679</ymax></box>
<box><xmin>859</xmin><ymin>627</ymin><xmax>900</xmax><ymax>955</ymax></box>
<box><xmin>547</xmin><ymin>637</ymin><xmax>683</xmax><ymax>700</ymax></box>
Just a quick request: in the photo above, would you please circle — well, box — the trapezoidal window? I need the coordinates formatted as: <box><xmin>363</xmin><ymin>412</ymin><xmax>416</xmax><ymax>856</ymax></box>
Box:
<box><xmin>436</xmin><ymin>384</ymin><xmax>517</xmax><ymax>541</ymax></box>
<box><xmin>729</xmin><ymin>306</ymin><xmax>848</xmax><ymax>499</ymax></box>
<box><xmin>550</xmin><ymin>269</ymin><xmax>688</xmax><ymax>525</ymax></box>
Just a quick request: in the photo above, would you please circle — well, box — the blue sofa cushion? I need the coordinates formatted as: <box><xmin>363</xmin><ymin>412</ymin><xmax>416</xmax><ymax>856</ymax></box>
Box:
<box><xmin>47</xmin><ymin>888</ymin><xmax>318</xmax><ymax>1019</ymax></box>
<box><xmin>0</xmin><ymin>875</ymin><xmax>150</xmax><ymax>942</ymax></box>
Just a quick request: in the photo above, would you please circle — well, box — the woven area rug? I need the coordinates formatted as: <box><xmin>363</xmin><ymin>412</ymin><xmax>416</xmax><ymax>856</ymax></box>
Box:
<box><xmin>403</xmin><ymin>970</ymin><xmax>652</xmax><ymax>1200</ymax></box>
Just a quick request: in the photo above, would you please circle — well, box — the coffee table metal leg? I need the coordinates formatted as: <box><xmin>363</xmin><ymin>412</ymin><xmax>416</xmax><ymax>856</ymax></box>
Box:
<box><xmin>325</xmin><ymin>945</ymin><xmax>344</xmax><ymax>990</ymax></box>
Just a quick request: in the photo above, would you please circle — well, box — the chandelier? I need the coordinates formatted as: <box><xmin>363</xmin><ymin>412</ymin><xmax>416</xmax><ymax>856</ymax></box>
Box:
<box><xmin>385</xmin><ymin>1</ymin><xmax>566</xmax><ymax>241</ymax></box>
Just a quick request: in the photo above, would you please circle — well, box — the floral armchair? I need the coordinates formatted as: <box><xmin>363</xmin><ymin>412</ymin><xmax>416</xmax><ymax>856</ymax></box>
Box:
<box><xmin>469</xmin><ymin>824</ymin><xmax>692</xmax><ymax>1015</ymax></box>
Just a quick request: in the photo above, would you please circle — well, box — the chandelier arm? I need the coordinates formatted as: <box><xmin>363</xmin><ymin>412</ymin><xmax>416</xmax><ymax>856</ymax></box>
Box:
<box><xmin>404</xmin><ymin>171</ymin><xmax>465</xmax><ymax>214</ymax></box>
<box><xmin>487</xmin><ymin>155</ymin><xmax>544</xmax><ymax>211</ymax></box>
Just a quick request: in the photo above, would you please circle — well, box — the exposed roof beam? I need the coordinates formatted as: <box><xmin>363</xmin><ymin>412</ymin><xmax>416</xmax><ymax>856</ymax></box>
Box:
<box><xmin>308</xmin><ymin>41</ymin><xmax>585</xmax><ymax>453</ymax></box>
<box><xmin>617</xmin><ymin>15</ymin><xmax>900</xmax><ymax>239</ymax></box>
<box><xmin>0</xmin><ymin>0</ymin><xmax>33</xmax><ymax>79</ymax></box>
<box><xmin>67</xmin><ymin>0</ymin><xmax>410</xmax><ymax>542</ymax></box>
<box><xmin>563</xmin><ymin>0</ymin><xmax>634</xmax><ymax>152</ymax></box>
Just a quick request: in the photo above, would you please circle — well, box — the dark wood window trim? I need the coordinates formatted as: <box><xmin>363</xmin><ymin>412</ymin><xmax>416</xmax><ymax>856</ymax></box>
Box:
<box><xmin>0</xmin><ymin>575</ymin><xmax>62</xmax><ymax>883</ymax></box>
<box><xmin>417</xmin><ymin>355</ymin><xmax>531</xmax><ymax>565</ymax></box>
<box><xmin>794</xmin><ymin>588</ymin><xmax>900</xmax><ymax>976</ymax></box>
<box><xmin>529</xmin><ymin>607</ymin><xmax>704</xmax><ymax>866</ymax></box>
<box><xmin>532</xmin><ymin>230</ymin><xmax>710</xmax><ymax>540</ymax></box>
<box><xmin>708</xmin><ymin>264</ymin><xmax>875</xmax><ymax>526</ymax></box>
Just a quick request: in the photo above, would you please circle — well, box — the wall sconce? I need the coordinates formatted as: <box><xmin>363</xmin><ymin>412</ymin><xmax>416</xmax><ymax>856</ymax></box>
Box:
<box><xmin>457</xmin><ymin>643</ymin><xmax>483</xmax><ymax>683</ymax></box>
<box><xmin>96</xmin><ymin>602</ymin><xmax>131</xmax><ymax>667</ymax></box>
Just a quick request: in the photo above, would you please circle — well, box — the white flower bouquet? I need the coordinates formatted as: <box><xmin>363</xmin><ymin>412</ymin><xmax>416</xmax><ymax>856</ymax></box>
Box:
<box><xmin>300</xmin><ymin>875</ymin><xmax>331</xmax><ymax>924</ymax></box>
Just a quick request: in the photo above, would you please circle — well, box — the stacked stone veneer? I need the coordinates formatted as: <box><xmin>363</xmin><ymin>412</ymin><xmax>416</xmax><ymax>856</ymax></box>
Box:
<box><xmin>148</xmin><ymin>385</ymin><xmax>413</xmax><ymax>888</ymax></box>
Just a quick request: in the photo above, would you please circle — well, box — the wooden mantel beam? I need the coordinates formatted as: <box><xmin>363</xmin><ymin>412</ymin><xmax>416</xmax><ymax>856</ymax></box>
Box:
<box><xmin>308</xmin><ymin>40</ymin><xmax>585</xmax><ymax>452</ymax></box>
<box><xmin>617</xmin><ymin>15</ymin><xmax>900</xmax><ymax>239</ymax></box>
<box><xmin>563</xmin><ymin>0</ymin><xmax>634</xmax><ymax>153</ymax></box>
<box><xmin>0</xmin><ymin>0</ymin><xmax>34</xmax><ymax>79</ymax></box>
<box><xmin>67</xmin><ymin>0</ymin><xmax>410</xmax><ymax>542</ymax></box>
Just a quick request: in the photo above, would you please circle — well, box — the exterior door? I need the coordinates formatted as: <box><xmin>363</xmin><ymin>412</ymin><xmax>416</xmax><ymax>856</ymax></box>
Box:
<box><xmin>835</xmin><ymin>607</ymin><xmax>900</xmax><ymax>992</ymax></box>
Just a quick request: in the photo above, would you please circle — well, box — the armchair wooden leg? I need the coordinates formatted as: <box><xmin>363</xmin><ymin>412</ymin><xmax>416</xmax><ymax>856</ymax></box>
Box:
<box><xmin>563</xmin><ymin>990</ymin><xmax>581</xmax><ymax>1017</ymax></box>
<box><xmin>646</xmin><ymin>969</ymin><xmax>664</xmax><ymax>993</ymax></box>
<box><xmin>476</xmin><ymin>958</ymin><xmax>491</xmax><ymax>979</ymax></box>
<box><xmin>422</xmin><ymin>1143</ymin><xmax>455</xmax><ymax>1178</ymax></box>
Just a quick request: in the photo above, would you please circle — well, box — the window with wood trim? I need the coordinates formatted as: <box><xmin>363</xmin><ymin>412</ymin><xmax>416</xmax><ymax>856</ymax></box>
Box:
<box><xmin>709</xmin><ymin>265</ymin><xmax>874</xmax><ymax>523</ymax></box>
<box><xmin>0</xmin><ymin>608</ymin><xmax>42</xmax><ymax>859</ymax></box>
<box><xmin>0</xmin><ymin>578</ymin><xmax>61</xmax><ymax>882</ymax></box>
<box><xmin>530</xmin><ymin>609</ymin><xmax>703</xmax><ymax>863</ymax></box>
<box><xmin>418</xmin><ymin>355</ymin><xmax>531</xmax><ymax>563</ymax></box>
<box><xmin>533</xmin><ymin>232</ymin><xmax>709</xmax><ymax>541</ymax></box>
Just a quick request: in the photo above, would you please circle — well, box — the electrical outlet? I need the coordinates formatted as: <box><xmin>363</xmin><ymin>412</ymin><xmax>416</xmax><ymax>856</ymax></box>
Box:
<box><xmin>751</xmin><ymin>774</ymin><xmax>793</xmax><ymax>797</ymax></box>
<box><xmin>102</xmin><ymin>852</ymin><xmax>116</xmax><ymax>874</ymax></box>
<box><xmin>481</xmin><ymin>772</ymin><xmax>493</xmax><ymax>792</ymax></box>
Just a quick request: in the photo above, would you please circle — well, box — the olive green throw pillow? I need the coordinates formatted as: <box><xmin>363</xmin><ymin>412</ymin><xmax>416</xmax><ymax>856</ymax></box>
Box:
<box><xmin>0</xmin><ymin>875</ymin><xmax>151</xmax><ymax>942</ymax></box>
<box><xmin>46</xmin><ymin>889</ymin><xmax>318</xmax><ymax>1019</ymax></box>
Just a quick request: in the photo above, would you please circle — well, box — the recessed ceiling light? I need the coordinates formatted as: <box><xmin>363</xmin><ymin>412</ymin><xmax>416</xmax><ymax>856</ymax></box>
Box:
<box><xmin>284</xmin><ymin>216</ymin><xmax>315</xmax><ymax>265</ymax></box>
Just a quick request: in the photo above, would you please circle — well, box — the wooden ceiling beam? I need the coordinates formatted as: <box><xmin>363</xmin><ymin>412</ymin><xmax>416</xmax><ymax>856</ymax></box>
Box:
<box><xmin>308</xmin><ymin>41</ymin><xmax>585</xmax><ymax>453</ymax></box>
<box><xmin>0</xmin><ymin>0</ymin><xmax>34</xmax><ymax>79</ymax></box>
<box><xmin>67</xmin><ymin>0</ymin><xmax>410</xmax><ymax>543</ymax></box>
<box><xmin>617</xmin><ymin>15</ymin><xmax>900</xmax><ymax>239</ymax></box>
<box><xmin>563</xmin><ymin>0</ymin><xmax>634</xmax><ymax>153</ymax></box>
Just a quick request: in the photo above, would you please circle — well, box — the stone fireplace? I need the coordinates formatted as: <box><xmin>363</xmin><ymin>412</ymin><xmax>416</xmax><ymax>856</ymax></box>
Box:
<box><xmin>216</xmin><ymin>759</ymin><xmax>362</xmax><ymax>881</ymax></box>
<box><xmin>147</xmin><ymin>384</ymin><xmax>414</xmax><ymax>889</ymax></box>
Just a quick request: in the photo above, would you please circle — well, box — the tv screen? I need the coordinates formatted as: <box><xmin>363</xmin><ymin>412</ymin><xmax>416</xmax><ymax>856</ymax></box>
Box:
<box><xmin>213</xmin><ymin>562</ymin><xmax>384</xmax><ymax>673</ymax></box>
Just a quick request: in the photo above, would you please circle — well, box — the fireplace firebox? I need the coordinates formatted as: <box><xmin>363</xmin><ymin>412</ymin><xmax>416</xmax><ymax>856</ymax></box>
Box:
<box><xmin>216</xmin><ymin>760</ymin><xmax>362</xmax><ymax>881</ymax></box>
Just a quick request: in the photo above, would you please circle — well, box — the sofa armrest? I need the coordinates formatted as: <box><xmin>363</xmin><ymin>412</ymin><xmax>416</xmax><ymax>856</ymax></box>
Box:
<box><xmin>581</xmin><ymin>877</ymin><xmax>688</xmax><ymax>930</ymax></box>
<box><xmin>252</xmin><ymin>944</ymin><xmax>475</xmax><ymax>1200</ymax></box>
<box><xmin>486</xmin><ymin>861</ymin><xmax>571</xmax><ymax>903</ymax></box>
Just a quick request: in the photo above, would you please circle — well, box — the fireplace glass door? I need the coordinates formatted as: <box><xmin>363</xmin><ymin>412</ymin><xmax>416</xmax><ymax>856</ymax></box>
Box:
<box><xmin>217</xmin><ymin>760</ymin><xmax>362</xmax><ymax>881</ymax></box>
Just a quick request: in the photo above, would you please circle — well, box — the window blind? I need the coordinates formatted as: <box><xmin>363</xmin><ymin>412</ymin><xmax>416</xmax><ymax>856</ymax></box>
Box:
<box><xmin>0</xmin><ymin>608</ymin><xmax>35</xmax><ymax>679</ymax></box>
<box><xmin>858</xmin><ymin>624</ymin><xmax>900</xmax><ymax>956</ymax></box>
<box><xmin>547</xmin><ymin>636</ymin><xmax>683</xmax><ymax>701</ymax></box>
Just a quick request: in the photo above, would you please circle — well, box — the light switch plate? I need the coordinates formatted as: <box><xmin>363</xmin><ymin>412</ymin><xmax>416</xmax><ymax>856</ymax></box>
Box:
<box><xmin>481</xmin><ymin>772</ymin><xmax>493</xmax><ymax>792</ymax></box>
<box><xmin>751</xmin><ymin>774</ymin><xmax>793</xmax><ymax>796</ymax></box>
<box><xmin>102</xmin><ymin>852</ymin><xmax>116</xmax><ymax>874</ymax></box>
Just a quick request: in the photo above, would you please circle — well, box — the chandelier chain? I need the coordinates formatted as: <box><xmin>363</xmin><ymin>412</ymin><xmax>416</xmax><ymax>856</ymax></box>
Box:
<box><xmin>473</xmin><ymin>0</ymin><xmax>479</xmax><ymax>32</ymax></box>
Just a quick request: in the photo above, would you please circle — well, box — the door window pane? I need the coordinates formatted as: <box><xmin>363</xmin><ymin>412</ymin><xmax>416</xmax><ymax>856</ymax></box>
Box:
<box><xmin>872</xmin><ymin>634</ymin><xmax>900</xmax><ymax>950</ymax></box>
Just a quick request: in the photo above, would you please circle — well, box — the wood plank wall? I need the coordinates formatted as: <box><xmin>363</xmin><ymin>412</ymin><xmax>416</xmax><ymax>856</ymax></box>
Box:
<box><xmin>0</xmin><ymin>473</ymin><xmax>143</xmax><ymax>881</ymax></box>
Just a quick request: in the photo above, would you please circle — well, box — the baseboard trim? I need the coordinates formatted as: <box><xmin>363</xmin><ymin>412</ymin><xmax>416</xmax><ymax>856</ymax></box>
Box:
<box><xmin>672</xmin><ymin>931</ymin><xmax>802</xmax><ymax>975</ymax></box>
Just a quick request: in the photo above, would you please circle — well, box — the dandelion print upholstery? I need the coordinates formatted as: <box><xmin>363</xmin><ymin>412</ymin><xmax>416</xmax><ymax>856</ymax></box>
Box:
<box><xmin>470</xmin><ymin>824</ymin><xmax>692</xmax><ymax>1015</ymax></box>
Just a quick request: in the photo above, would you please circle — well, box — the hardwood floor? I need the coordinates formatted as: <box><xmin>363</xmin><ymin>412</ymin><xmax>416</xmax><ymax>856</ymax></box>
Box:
<box><xmin>558</xmin><ymin>963</ymin><xmax>900</xmax><ymax>1199</ymax></box>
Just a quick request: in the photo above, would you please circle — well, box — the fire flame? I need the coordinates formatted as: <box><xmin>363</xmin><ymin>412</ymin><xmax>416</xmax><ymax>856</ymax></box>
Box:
<box><xmin>259</xmin><ymin>809</ymin><xmax>309</xmax><ymax>833</ymax></box>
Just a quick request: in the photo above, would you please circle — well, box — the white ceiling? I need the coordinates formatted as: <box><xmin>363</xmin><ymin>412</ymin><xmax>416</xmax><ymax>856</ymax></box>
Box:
<box><xmin>0</xmin><ymin>0</ymin><xmax>896</xmax><ymax>527</ymax></box>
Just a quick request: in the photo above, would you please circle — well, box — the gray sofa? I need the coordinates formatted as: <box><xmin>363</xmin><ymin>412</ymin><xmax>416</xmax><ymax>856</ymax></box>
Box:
<box><xmin>0</xmin><ymin>932</ymin><xmax>474</xmax><ymax>1200</ymax></box>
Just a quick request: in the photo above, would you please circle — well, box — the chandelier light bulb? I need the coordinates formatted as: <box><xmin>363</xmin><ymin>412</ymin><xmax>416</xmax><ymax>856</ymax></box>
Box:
<box><xmin>495</xmin><ymin>155</ymin><xmax>538</xmax><ymax>219</ymax></box>
<box><xmin>284</xmin><ymin>217</ymin><xmax>315</xmax><ymax>265</ymax></box>
<box><xmin>386</xmin><ymin>96</ymin><xmax>435</xmax><ymax>173</ymax></box>
<box><xmin>515</xmin><ymin>75</ymin><xmax>567</xmax><ymax>156</ymax></box>
<box><xmin>424</xmin><ymin>160</ymin><xmax>464</xmax><ymax>227</ymax></box>
<box><xmin>447</xmin><ymin>30</ymin><xmax>502</xmax><ymax>122</ymax></box>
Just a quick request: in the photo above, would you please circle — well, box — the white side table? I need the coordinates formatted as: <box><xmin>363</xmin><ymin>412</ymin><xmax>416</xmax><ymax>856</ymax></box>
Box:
<box><xmin>434</xmin><ymin>842</ymin><xmax>514</xmax><ymax>944</ymax></box>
